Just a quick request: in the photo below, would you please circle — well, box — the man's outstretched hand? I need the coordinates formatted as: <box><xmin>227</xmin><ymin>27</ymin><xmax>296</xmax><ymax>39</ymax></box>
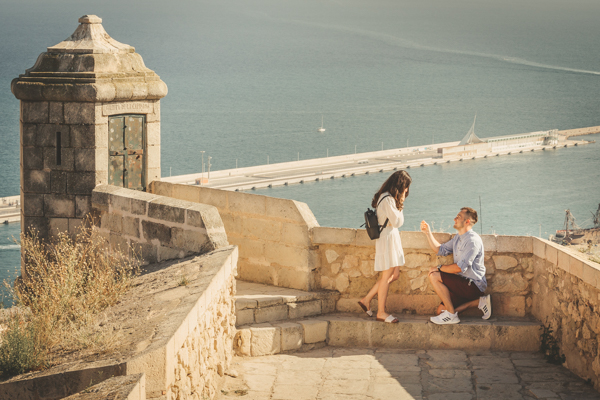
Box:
<box><xmin>420</xmin><ymin>220</ymin><xmax>431</xmax><ymax>234</ymax></box>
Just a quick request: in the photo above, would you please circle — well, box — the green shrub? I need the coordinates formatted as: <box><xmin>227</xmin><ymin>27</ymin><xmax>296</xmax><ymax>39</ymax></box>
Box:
<box><xmin>0</xmin><ymin>312</ymin><xmax>46</xmax><ymax>375</ymax></box>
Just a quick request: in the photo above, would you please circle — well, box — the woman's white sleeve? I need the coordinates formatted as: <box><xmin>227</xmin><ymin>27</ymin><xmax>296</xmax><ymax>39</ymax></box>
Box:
<box><xmin>381</xmin><ymin>197</ymin><xmax>404</xmax><ymax>228</ymax></box>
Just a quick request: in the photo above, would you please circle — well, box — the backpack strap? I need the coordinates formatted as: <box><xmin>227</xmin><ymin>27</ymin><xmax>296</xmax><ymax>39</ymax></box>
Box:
<box><xmin>377</xmin><ymin>194</ymin><xmax>391</xmax><ymax>232</ymax></box>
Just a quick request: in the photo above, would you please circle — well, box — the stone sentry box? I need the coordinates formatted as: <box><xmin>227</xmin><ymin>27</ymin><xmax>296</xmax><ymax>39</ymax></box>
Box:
<box><xmin>12</xmin><ymin>15</ymin><xmax>167</xmax><ymax>242</ymax></box>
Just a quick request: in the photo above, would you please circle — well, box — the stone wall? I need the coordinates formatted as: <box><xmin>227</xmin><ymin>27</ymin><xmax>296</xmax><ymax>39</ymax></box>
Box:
<box><xmin>149</xmin><ymin>181</ymin><xmax>320</xmax><ymax>291</ymax></box>
<box><xmin>0</xmin><ymin>247</ymin><xmax>238</xmax><ymax>400</ymax></box>
<box><xmin>313</xmin><ymin>227</ymin><xmax>535</xmax><ymax>317</ymax></box>
<box><xmin>92</xmin><ymin>185</ymin><xmax>228</xmax><ymax>264</ymax></box>
<box><xmin>531</xmin><ymin>238</ymin><xmax>600</xmax><ymax>391</ymax></box>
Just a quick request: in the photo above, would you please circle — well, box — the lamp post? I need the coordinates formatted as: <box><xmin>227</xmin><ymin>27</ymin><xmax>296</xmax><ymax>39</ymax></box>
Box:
<box><xmin>200</xmin><ymin>150</ymin><xmax>205</xmax><ymax>185</ymax></box>
<box><xmin>207</xmin><ymin>156</ymin><xmax>212</xmax><ymax>181</ymax></box>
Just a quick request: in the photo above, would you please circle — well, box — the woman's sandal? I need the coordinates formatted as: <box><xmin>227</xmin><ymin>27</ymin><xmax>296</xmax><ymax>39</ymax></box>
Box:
<box><xmin>376</xmin><ymin>315</ymin><xmax>399</xmax><ymax>323</ymax></box>
<box><xmin>358</xmin><ymin>301</ymin><xmax>373</xmax><ymax>317</ymax></box>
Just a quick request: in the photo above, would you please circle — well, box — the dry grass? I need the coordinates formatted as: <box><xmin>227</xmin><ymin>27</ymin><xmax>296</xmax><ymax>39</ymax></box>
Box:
<box><xmin>0</xmin><ymin>221</ymin><xmax>139</xmax><ymax>376</ymax></box>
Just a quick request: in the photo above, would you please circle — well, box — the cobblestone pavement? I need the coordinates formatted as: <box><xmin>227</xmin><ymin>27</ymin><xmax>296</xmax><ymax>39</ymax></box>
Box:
<box><xmin>217</xmin><ymin>347</ymin><xmax>600</xmax><ymax>400</ymax></box>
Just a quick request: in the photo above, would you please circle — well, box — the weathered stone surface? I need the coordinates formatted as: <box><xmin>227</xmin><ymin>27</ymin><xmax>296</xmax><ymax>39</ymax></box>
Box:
<box><xmin>44</xmin><ymin>194</ymin><xmax>75</xmax><ymax>218</ymax></box>
<box><xmin>142</xmin><ymin>220</ymin><xmax>171</xmax><ymax>243</ymax></box>
<box><xmin>67</xmin><ymin>172</ymin><xmax>95</xmax><ymax>195</ymax></box>
<box><xmin>250</xmin><ymin>324</ymin><xmax>281</xmax><ymax>356</ymax></box>
<box><xmin>255</xmin><ymin>305</ymin><xmax>288</xmax><ymax>324</ymax></box>
<box><xmin>493</xmin><ymin>255</ymin><xmax>518</xmax><ymax>270</ymax></box>
<box><xmin>491</xmin><ymin>273</ymin><xmax>529</xmax><ymax>293</ymax></box>
<box><xmin>148</xmin><ymin>198</ymin><xmax>186</xmax><ymax>223</ymax></box>
<box><xmin>288</xmin><ymin>300</ymin><xmax>321</xmax><ymax>320</ymax></box>
<box><xmin>300</xmin><ymin>319</ymin><xmax>328</xmax><ymax>344</ymax></box>
<box><xmin>325</xmin><ymin>249</ymin><xmax>339</xmax><ymax>263</ymax></box>
<box><xmin>23</xmin><ymin>169</ymin><xmax>51</xmax><ymax>193</ymax></box>
<box><xmin>236</xmin><ymin>309</ymin><xmax>255</xmax><ymax>327</ymax></box>
<box><xmin>275</xmin><ymin>322</ymin><xmax>303</xmax><ymax>351</ymax></box>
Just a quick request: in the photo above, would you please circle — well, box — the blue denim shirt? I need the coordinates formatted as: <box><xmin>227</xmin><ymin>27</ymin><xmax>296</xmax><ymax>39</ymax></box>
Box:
<box><xmin>438</xmin><ymin>229</ymin><xmax>487</xmax><ymax>292</ymax></box>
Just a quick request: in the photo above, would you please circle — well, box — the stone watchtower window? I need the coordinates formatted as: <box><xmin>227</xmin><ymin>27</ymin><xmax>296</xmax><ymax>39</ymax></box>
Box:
<box><xmin>109</xmin><ymin>115</ymin><xmax>146</xmax><ymax>191</ymax></box>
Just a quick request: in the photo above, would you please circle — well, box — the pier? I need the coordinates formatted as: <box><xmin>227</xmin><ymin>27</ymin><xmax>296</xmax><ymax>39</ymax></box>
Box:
<box><xmin>0</xmin><ymin>195</ymin><xmax>20</xmax><ymax>224</ymax></box>
<box><xmin>163</xmin><ymin>135</ymin><xmax>592</xmax><ymax>192</ymax></box>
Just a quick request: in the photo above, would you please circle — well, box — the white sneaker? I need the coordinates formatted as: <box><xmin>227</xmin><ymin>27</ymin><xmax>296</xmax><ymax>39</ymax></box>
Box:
<box><xmin>479</xmin><ymin>294</ymin><xmax>492</xmax><ymax>320</ymax></box>
<box><xmin>430</xmin><ymin>310</ymin><xmax>460</xmax><ymax>325</ymax></box>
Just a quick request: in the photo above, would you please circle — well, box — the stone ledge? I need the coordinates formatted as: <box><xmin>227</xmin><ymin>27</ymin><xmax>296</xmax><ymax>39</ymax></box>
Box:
<box><xmin>0</xmin><ymin>247</ymin><xmax>239</xmax><ymax>400</ymax></box>
<box><xmin>234</xmin><ymin>313</ymin><xmax>541</xmax><ymax>357</ymax></box>
<box><xmin>62</xmin><ymin>374</ymin><xmax>145</xmax><ymax>400</ymax></box>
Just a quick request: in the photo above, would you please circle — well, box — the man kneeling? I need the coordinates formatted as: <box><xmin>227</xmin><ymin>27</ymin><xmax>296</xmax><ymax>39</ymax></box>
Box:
<box><xmin>420</xmin><ymin>207</ymin><xmax>491</xmax><ymax>324</ymax></box>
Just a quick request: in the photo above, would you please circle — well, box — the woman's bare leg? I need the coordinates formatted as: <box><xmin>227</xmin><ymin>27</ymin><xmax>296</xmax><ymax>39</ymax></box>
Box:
<box><xmin>376</xmin><ymin>268</ymin><xmax>395</xmax><ymax>319</ymax></box>
<box><xmin>360</xmin><ymin>277</ymin><xmax>381</xmax><ymax>311</ymax></box>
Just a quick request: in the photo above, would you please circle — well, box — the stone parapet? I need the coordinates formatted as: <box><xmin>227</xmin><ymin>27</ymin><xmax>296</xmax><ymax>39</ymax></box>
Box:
<box><xmin>62</xmin><ymin>374</ymin><xmax>145</xmax><ymax>400</ymax></box>
<box><xmin>0</xmin><ymin>247</ymin><xmax>238</xmax><ymax>400</ymax></box>
<box><xmin>92</xmin><ymin>185</ymin><xmax>228</xmax><ymax>264</ymax></box>
<box><xmin>530</xmin><ymin>238</ymin><xmax>600</xmax><ymax>391</ymax></box>
<box><xmin>149</xmin><ymin>181</ymin><xmax>320</xmax><ymax>291</ymax></box>
<box><xmin>313</xmin><ymin>228</ymin><xmax>535</xmax><ymax>318</ymax></box>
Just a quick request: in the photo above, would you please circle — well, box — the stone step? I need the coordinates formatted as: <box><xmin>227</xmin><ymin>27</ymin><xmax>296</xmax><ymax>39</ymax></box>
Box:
<box><xmin>234</xmin><ymin>313</ymin><xmax>542</xmax><ymax>357</ymax></box>
<box><xmin>235</xmin><ymin>280</ymin><xmax>340</xmax><ymax>326</ymax></box>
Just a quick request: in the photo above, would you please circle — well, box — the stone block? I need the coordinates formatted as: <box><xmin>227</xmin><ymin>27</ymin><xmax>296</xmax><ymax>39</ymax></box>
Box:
<box><xmin>157</xmin><ymin>245</ymin><xmax>184</xmax><ymax>261</ymax></box>
<box><xmin>70</xmin><ymin>124</ymin><xmax>96</xmax><ymax>148</ymax></box>
<box><xmin>48</xmin><ymin>102</ymin><xmax>64</xmax><ymax>124</ymax></box>
<box><xmin>74</xmin><ymin>148</ymin><xmax>96</xmax><ymax>172</ymax></box>
<box><xmin>275</xmin><ymin>322</ymin><xmax>303</xmax><ymax>351</ymax></box>
<box><xmin>68</xmin><ymin>218</ymin><xmax>84</xmax><ymax>235</ymax></box>
<box><xmin>264</xmin><ymin>196</ymin><xmax>307</xmax><ymax>221</ymax></box>
<box><xmin>234</xmin><ymin>328</ymin><xmax>251</xmax><ymax>356</ymax></box>
<box><xmin>355</xmin><ymin>229</ymin><xmax>376</xmax><ymax>247</ymax></box>
<box><xmin>64</xmin><ymin>102</ymin><xmax>96</xmax><ymax>124</ymax></box>
<box><xmin>236</xmin><ymin>237</ymin><xmax>265</xmax><ymax>259</ymax></box>
<box><xmin>228</xmin><ymin>190</ymin><xmax>266</xmax><ymax>216</ymax></box>
<box><xmin>22</xmin><ymin>216</ymin><xmax>49</xmax><ymax>238</ymax></box>
<box><xmin>142</xmin><ymin>220</ymin><xmax>171</xmax><ymax>243</ymax></box>
<box><xmin>532</xmin><ymin>238</ymin><xmax>546</xmax><ymax>259</ymax></box>
<box><xmin>95</xmin><ymin>170</ymin><xmax>108</xmax><ymax>186</ymax></box>
<box><xmin>327</xmin><ymin>318</ymin><xmax>370</xmax><ymax>347</ymax></box>
<box><xmin>67</xmin><ymin>172</ymin><xmax>96</xmax><ymax>195</ymax></box>
<box><xmin>22</xmin><ymin>101</ymin><xmax>48</xmax><ymax>123</ymax></box>
<box><xmin>372</xmin><ymin>319</ymin><xmax>431</xmax><ymax>349</ymax></box>
<box><xmin>22</xmin><ymin>146</ymin><xmax>43</xmax><ymax>170</ymax></box>
<box><xmin>569</xmin><ymin>257</ymin><xmax>584</xmax><ymax>280</ymax></box>
<box><xmin>37</xmin><ymin>124</ymin><xmax>70</xmax><ymax>147</ymax></box>
<box><xmin>311</xmin><ymin>227</ymin><xmax>356</xmax><ymax>245</ymax></box>
<box><xmin>194</xmin><ymin>186</ymin><xmax>229</xmax><ymax>210</ymax></box>
<box><xmin>250</xmin><ymin>324</ymin><xmax>281</xmax><ymax>356</ymax></box>
<box><xmin>123</xmin><ymin>216</ymin><xmax>140</xmax><ymax>238</ymax></box>
<box><xmin>236</xmin><ymin>298</ymin><xmax>258</xmax><ymax>310</ymax></box>
<box><xmin>493</xmin><ymin>255</ymin><xmax>518</xmax><ymax>270</ymax></box>
<box><xmin>276</xmin><ymin>267</ymin><xmax>310</xmax><ymax>291</ymax></box>
<box><xmin>139</xmin><ymin>242</ymin><xmax>158</xmax><ymax>265</ymax></box>
<box><xmin>101</xmin><ymin>212</ymin><xmax>122</xmax><ymax>233</ymax></box>
<box><xmin>492</xmin><ymin>294</ymin><xmax>526</xmax><ymax>317</ymax></box>
<box><xmin>23</xmin><ymin>169</ymin><xmax>50</xmax><ymax>193</ymax></box>
<box><xmin>300</xmin><ymin>319</ymin><xmax>328</xmax><ymax>343</ymax></box>
<box><xmin>481</xmin><ymin>235</ymin><xmax>498</xmax><ymax>252</ymax></box>
<box><xmin>50</xmin><ymin>171</ymin><xmax>67</xmax><ymax>194</ymax></box>
<box><xmin>43</xmin><ymin>146</ymin><xmax>74</xmax><ymax>170</ymax></box>
<box><xmin>186</xmin><ymin>203</ymin><xmax>223</xmax><ymax>230</ymax></box>
<box><xmin>146</xmin><ymin>145</ymin><xmax>161</xmax><ymax>169</ymax></box>
<box><xmin>288</xmin><ymin>300</ymin><xmax>322</xmax><ymax>319</ymax></box>
<box><xmin>265</xmin><ymin>242</ymin><xmax>309</xmax><ymax>269</ymax></box>
<box><xmin>282</xmin><ymin>223</ymin><xmax>311</xmax><ymax>246</ymax></box>
<box><xmin>405</xmin><ymin>252</ymin><xmax>431</xmax><ymax>269</ymax></box>
<box><xmin>496</xmin><ymin>235</ymin><xmax>532</xmax><ymax>254</ymax></box>
<box><xmin>147</xmin><ymin>121</ymin><xmax>160</xmax><ymax>146</ymax></box>
<box><xmin>546</xmin><ymin>244</ymin><xmax>558</xmax><ymax>265</ymax></box>
<box><xmin>557</xmin><ymin>250</ymin><xmax>570</xmax><ymax>273</ymax></box>
<box><xmin>402</xmin><ymin>231</ymin><xmax>450</xmax><ymax>250</ymax></box>
<box><xmin>22</xmin><ymin>193</ymin><xmax>44</xmax><ymax>217</ymax></box>
<box><xmin>44</xmin><ymin>194</ymin><xmax>75</xmax><ymax>218</ymax></box>
<box><xmin>165</xmin><ymin>184</ymin><xmax>198</xmax><ymax>204</ymax></box>
<box><xmin>237</xmin><ymin>262</ymin><xmax>275</xmax><ymax>286</ymax></box>
<box><xmin>48</xmin><ymin>217</ymin><xmax>69</xmax><ymax>237</ymax></box>
<box><xmin>236</xmin><ymin>308</ymin><xmax>255</xmax><ymax>326</ymax></box>
<box><xmin>171</xmin><ymin>227</ymin><xmax>209</xmax><ymax>253</ymax></box>
<box><xmin>321</xmin><ymin>295</ymin><xmax>338</xmax><ymax>314</ymax></box>
<box><xmin>582</xmin><ymin>263</ymin><xmax>600</xmax><ymax>288</ymax></box>
<box><xmin>254</xmin><ymin>304</ymin><xmax>288</xmax><ymax>324</ymax></box>
<box><xmin>490</xmin><ymin>273</ymin><xmax>529</xmax><ymax>293</ymax></box>
<box><xmin>148</xmin><ymin>197</ymin><xmax>186</xmax><ymax>223</ymax></box>
<box><xmin>21</xmin><ymin>124</ymin><xmax>36</xmax><ymax>146</ymax></box>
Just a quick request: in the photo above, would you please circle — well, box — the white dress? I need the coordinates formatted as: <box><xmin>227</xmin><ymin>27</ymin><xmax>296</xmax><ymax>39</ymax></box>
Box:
<box><xmin>374</xmin><ymin>192</ymin><xmax>405</xmax><ymax>271</ymax></box>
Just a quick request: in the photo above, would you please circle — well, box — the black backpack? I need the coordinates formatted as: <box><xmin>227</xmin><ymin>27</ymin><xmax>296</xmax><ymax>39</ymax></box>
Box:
<box><xmin>363</xmin><ymin>195</ymin><xmax>390</xmax><ymax>240</ymax></box>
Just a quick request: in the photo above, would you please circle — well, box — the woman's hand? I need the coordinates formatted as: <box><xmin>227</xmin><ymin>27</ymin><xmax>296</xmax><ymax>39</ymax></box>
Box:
<box><xmin>420</xmin><ymin>220</ymin><xmax>431</xmax><ymax>234</ymax></box>
<box><xmin>387</xmin><ymin>266</ymin><xmax>400</xmax><ymax>283</ymax></box>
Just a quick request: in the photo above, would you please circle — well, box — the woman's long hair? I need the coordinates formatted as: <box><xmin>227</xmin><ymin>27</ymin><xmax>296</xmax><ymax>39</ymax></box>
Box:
<box><xmin>371</xmin><ymin>170</ymin><xmax>412</xmax><ymax>210</ymax></box>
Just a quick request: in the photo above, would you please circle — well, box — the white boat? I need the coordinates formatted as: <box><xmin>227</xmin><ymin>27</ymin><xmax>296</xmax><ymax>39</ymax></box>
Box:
<box><xmin>318</xmin><ymin>116</ymin><xmax>326</xmax><ymax>132</ymax></box>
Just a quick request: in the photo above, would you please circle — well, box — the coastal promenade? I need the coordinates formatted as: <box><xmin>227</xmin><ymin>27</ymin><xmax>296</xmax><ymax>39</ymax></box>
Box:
<box><xmin>0</xmin><ymin>195</ymin><xmax>20</xmax><ymax>224</ymax></box>
<box><xmin>163</xmin><ymin>136</ymin><xmax>592</xmax><ymax>192</ymax></box>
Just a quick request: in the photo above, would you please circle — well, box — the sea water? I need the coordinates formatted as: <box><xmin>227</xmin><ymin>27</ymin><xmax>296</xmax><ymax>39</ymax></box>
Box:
<box><xmin>1</xmin><ymin>0</ymin><xmax>599</xmax><ymax>300</ymax></box>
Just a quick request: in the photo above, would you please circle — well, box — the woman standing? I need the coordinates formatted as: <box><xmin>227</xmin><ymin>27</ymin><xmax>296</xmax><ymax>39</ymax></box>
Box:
<box><xmin>358</xmin><ymin>170</ymin><xmax>412</xmax><ymax>323</ymax></box>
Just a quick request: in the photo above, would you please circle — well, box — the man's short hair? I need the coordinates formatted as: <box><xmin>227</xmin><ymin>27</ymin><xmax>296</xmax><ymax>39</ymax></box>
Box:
<box><xmin>461</xmin><ymin>207</ymin><xmax>478</xmax><ymax>224</ymax></box>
